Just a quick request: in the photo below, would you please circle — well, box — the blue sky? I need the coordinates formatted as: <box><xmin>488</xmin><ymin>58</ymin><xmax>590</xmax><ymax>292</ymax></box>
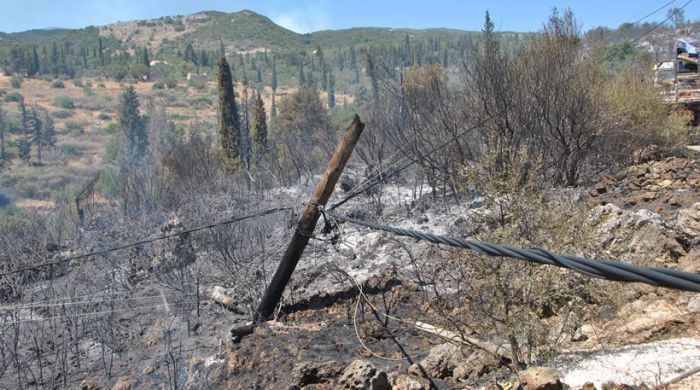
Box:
<box><xmin>0</xmin><ymin>0</ymin><xmax>698</xmax><ymax>33</ymax></box>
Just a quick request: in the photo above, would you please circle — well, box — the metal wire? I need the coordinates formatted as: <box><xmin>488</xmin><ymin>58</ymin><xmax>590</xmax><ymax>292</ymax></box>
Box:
<box><xmin>0</xmin><ymin>207</ymin><xmax>293</xmax><ymax>277</ymax></box>
<box><xmin>324</xmin><ymin>210</ymin><xmax>700</xmax><ymax>293</ymax></box>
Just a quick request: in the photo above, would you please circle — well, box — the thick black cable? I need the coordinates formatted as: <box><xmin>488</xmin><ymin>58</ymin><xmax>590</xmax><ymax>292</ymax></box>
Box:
<box><xmin>0</xmin><ymin>207</ymin><xmax>293</xmax><ymax>277</ymax></box>
<box><xmin>324</xmin><ymin>210</ymin><xmax>700</xmax><ymax>293</ymax></box>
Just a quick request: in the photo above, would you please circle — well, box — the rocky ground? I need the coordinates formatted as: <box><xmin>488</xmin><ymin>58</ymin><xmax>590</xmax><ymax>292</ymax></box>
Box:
<box><xmin>186</xmin><ymin>155</ymin><xmax>700</xmax><ymax>390</ymax></box>
<box><xmin>10</xmin><ymin>154</ymin><xmax>700</xmax><ymax>390</ymax></box>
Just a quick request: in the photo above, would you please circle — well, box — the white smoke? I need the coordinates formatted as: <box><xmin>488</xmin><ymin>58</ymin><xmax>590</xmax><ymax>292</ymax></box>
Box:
<box><xmin>271</xmin><ymin>0</ymin><xmax>331</xmax><ymax>33</ymax></box>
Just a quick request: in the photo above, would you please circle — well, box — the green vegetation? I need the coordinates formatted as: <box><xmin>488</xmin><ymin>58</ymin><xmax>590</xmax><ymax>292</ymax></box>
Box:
<box><xmin>51</xmin><ymin>110</ymin><xmax>74</xmax><ymax>118</ymax></box>
<box><xmin>59</xmin><ymin>143</ymin><xmax>80</xmax><ymax>157</ymax></box>
<box><xmin>53</xmin><ymin>96</ymin><xmax>74</xmax><ymax>109</ymax></box>
<box><xmin>4</xmin><ymin>92</ymin><xmax>23</xmax><ymax>102</ymax></box>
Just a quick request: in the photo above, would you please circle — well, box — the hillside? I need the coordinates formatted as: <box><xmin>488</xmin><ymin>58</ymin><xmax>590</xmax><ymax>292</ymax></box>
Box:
<box><xmin>1</xmin><ymin>7</ymin><xmax>700</xmax><ymax>390</ymax></box>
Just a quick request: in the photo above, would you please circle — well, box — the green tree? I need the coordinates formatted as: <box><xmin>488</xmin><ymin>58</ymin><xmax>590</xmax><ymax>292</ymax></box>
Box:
<box><xmin>251</xmin><ymin>92</ymin><xmax>268</xmax><ymax>163</ymax></box>
<box><xmin>277</xmin><ymin>88</ymin><xmax>332</xmax><ymax>149</ymax></box>
<box><xmin>298</xmin><ymin>64</ymin><xmax>306</xmax><ymax>87</ymax></box>
<box><xmin>142</xmin><ymin>46</ymin><xmax>150</xmax><ymax>67</ymax></box>
<box><xmin>98</xmin><ymin>37</ymin><xmax>104</xmax><ymax>65</ymax></box>
<box><xmin>270</xmin><ymin>93</ymin><xmax>277</xmax><ymax>119</ymax></box>
<box><xmin>327</xmin><ymin>68</ymin><xmax>336</xmax><ymax>109</ymax></box>
<box><xmin>482</xmin><ymin>10</ymin><xmax>499</xmax><ymax>57</ymax></box>
<box><xmin>118</xmin><ymin>86</ymin><xmax>148</xmax><ymax>162</ymax></box>
<box><xmin>0</xmin><ymin>103</ymin><xmax>5</xmax><ymax>161</ymax></box>
<box><xmin>216</xmin><ymin>57</ymin><xmax>241</xmax><ymax>166</ymax></box>
<box><xmin>50</xmin><ymin>41</ymin><xmax>60</xmax><ymax>77</ymax></box>
<box><xmin>219</xmin><ymin>42</ymin><xmax>226</xmax><ymax>59</ymax></box>
<box><xmin>30</xmin><ymin>105</ymin><xmax>43</xmax><ymax>164</ymax></box>
<box><xmin>28</xmin><ymin>46</ymin><xmax>40</xmax><ymax>76</ymax></box>
<box><xmin>271</xmin><ymin>60</ymin><xmax>278</xmax><ymax>92</ymax></box>
<box><xmin>42</xmin><ymin>111</ymin><xmax>56</xmax><ymax>149</ymax></box>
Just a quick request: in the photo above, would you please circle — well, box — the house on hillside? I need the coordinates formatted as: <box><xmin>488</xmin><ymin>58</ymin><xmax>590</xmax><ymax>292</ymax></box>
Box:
<box><xmin>186</xmin><ymin>72</ymin><xmax>208</xmax><ymax>82</ymax></box>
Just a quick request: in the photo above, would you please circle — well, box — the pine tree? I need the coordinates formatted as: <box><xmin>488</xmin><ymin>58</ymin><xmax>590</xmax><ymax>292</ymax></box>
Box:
<box><xmin>216</xmin><ymin>57</ymin><xmax>241</xmax><ymax>166</ymax></box>
<box><xmin>219</xmin><ymin>42</ymin><xmax>226</xmax><ymax>59</ymax></box>
<box><xmin>251</xmin><ymin>92</ymin><xmax>268</xmax><ymax>164</ymax></box>
<box><xmin>118</xmin><ymin>86</ymin><xmax>147</xmax><ymax>162</ymax></box>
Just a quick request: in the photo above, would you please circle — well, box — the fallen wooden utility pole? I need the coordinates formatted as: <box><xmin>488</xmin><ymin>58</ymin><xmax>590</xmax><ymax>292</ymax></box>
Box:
<box><xmin>255</xmin><ymin>114</ymin><xmax>365</xmax><ymax>321</ymax></box>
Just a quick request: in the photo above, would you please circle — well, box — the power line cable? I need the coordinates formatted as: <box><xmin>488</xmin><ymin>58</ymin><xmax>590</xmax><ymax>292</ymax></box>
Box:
<box><xmin>323</xmin><ymin>210</ymin><xmax>700</xmax><ymax>293</ymax></box>
<box><xmin>631</xmin><ymin>0</ymin><xmax>693</xmax><ymax>44</ymax></box>
<box><xmin>628</xmin><ymin>0</ymin><xmax>678</xmax><ymax>25</ymax></box>
<box><xmin>0</xmin><ymin>207</ymin><xmax>292</xmax><ymax>277</ymax></box>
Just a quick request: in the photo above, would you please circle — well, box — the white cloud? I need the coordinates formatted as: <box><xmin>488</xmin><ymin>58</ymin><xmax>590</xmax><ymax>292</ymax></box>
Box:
<box><xmin>271</xmin><ymin>1</ymin><xmax>331</xmax><ymax>34</ymax></box>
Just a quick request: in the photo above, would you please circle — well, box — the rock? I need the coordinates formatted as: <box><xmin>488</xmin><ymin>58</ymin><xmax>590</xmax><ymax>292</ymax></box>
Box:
<box><xmin>520</xmin><ymin>367</ymin><xmax>563</xmax><ymax>390</ymax></box>
<box><xmin>676</xmin><ymin>203</ymin><xmax>700</xmax><ymax>244</ymax></box>
<box><xmin>111</xmin><ymin>377</ymin><xmax>133</xmax><ymax>390</ymax></box>
<box><xmin>641</xmin><ymin>191</ymin><xmax>657</xmax><ymax>202</ymax></box>
<box><xmin>389</xmin><ymin>372</ymin><xmax>432</xmax><ymax>390</ymax></box>
<box><xmin>688</xmin><ymin>296</ymin><xmax>700</xmax><ymax>313</ymax></box>
<box><xmin>80</xmin><ymin>379</ymin><xmax>100</xmax><ymax>390</ymax></box>
<box><xmin>409</xmin><ymin>343</ymin><xmax>463</xmax><ymax>379</ymax></box>
<box><xmin>289</xmin><ymin>361</ymin><xmax>343</xmax><ymax>389</ymax></box>
<box><xmin>337</xmin><ymin>360</ymin><xmax>391</xmax><ymax>390</ymax></box>
<box><xmin>658</xmin><ymin>179</ymin><xmax>674</xmax><ymax>188</ymax></box>
<box><xmin>594</xmin><ymin>182</ymin><xmax>608</xmax><ymax>194</ymax></box>
<box><xmin>572</xmin><ymin>324</ymin><xmax>594</xmax><ymax>342</ymax></box>
<box><xmin>211</xmin><ymin>286</ymin><xmax>245</xmax><ymax>314</ymax></box>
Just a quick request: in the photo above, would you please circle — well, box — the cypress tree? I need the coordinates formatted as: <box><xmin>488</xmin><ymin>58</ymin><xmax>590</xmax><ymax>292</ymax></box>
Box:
<box><xmin>31</xmin><ymin>105</ymin><xmax>43</xmax><ymax>165</ymax></box>
<box><xmin>321</xmin><ymin>65</ymin><xmax>328</xmax><ymax>91</ymax></box>
<box><xmin>50</xmin><ymin>42</ymin><xmax>59</xmax><ymax>76</ymax></box>
<box><xmin>271</xmin><ymin>60</ymin><xmax>278</xmax><ymax>92</ymax></box>
<box><xmin>251</xmin><ymin>92</ymin><xmax>268</xmax><ymax>163</ymax></box>
<box><xmin>28</xmin><ymin>46</ymin><xmax>40</xmax><ymax>76</ymax></box>
<box><xmin>216</xmin><ymin>57</ymin><xmax>241</xmax><ymax>166</ymax></box>
<box><xmin>142</xmin><ymin>46</ymin><xmax>150</xmax><ymax>67</ymax></box>
<box><xmin>0</xmin><ymin>103</ymin><xmax>5</xmax><ymax>161</ymax></box>
<box><xmin>327</xmin><ymin>68</ymin><xmax>336</xmax><ymax>109</ymax></box>
<box><xmin>42</xmin><ymin>111</ymin><xmax>56</xmax><ymax>149</ymax></box>
<box><xmin>18</xmin><ymin>98</ymin><xmax>31</xmax><ymax>163</ymax></box>
<box><xmin>98</xmin><ymin>37</ymin><xmax>104</xmax><ymax>65</ymax></box>
<box><xmin>270</xmin><ymin>93</ymin><xmax>277</xmax><ymax>119</ymax></box>
<box><xmin>298</xmin><ymin>65</ymin><xmax>306</xmax><ymax>87</ymax></box>
<box><xmin>118</xmin><ymin>86</ymin><xmax>147</xmax><ymax>162</ymax></box>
